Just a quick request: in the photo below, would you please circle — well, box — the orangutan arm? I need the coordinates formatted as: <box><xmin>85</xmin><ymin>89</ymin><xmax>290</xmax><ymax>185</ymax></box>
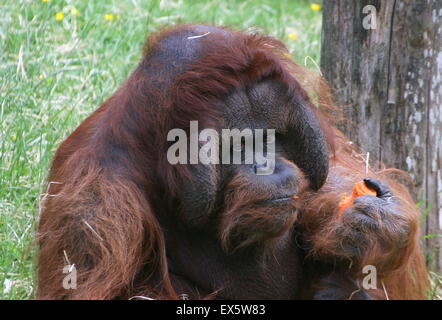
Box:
<box><xmin>299</xmin><ymin>167</ymin><xmax>428</xmax><ymax>299</ymax></box>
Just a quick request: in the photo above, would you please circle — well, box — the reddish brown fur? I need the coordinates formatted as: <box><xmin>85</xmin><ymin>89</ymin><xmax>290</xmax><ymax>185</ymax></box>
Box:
<box><xmin>37</xmin><ymin>24</ymin><xmax>429</xmax><ymax>300</ymax></box>
<box><xmin>299</xmin><ymin>130</ymin><xmax>429</xmax><ymax>299</ymax></box>
<box><xmin>219</xmin><ymin>161</ymin><xmax>307</xmax><ymax>253</ymax></box>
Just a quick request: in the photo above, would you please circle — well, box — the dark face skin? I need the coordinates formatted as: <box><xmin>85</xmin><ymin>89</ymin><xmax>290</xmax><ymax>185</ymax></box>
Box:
<box><xmin>179</xmin><ymin>79</ymin><xmax>329</xmax><ymax>228</ymax></box>
<box><xmin>163</xmin><ymin>82</ymin><xmax>329</xmax><ymax>299</ymax></box>
<box><xmin>146</xmin><ymin>25</ymin><xmax>329</xmax><ymax>299</ymax></box>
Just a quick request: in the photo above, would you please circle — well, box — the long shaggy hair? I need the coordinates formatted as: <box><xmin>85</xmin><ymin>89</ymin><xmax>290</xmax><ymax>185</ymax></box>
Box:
<box><xmin>37</xmin><ymin>24</ymin><xmax>429</xmax><ymax>300</ymax></box>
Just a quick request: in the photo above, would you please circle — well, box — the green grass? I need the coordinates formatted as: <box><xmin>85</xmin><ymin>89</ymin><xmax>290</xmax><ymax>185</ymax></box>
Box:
<box><xmin>0</xmin><ymin>0</ymin><xmax>322</xmax><ymax>299</ymax></box>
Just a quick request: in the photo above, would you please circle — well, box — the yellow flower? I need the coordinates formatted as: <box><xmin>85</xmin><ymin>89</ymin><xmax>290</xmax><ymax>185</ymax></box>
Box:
<box><xmin>71</xmin><ymin>8</ymin><xmax>79</xmax><ymax>16</ymax></box>
<box><xmin>55</xmin><ymin>12</ymin><xmax>64</xmax><ymax>21</ymax></box>
<box><xmin>39</xmin><ymin>74</ymin><xmax>44</xmax><ymax>80</ymax></box>
<box><xmin>41</xmin><ymin>0</ymin><xmax>50</xmax><ymax>3</ymax></box>
<box><xmin>288</xmin><ymin>32</ymin><xmax>299</xmax><ymax>41</ymax></box>
<box><xmin>311</xmin><ymin>3</ymin><xmax>321</xmax><ymax>11</ymax></box>
<box><xmin>104</xmin><ymin>14</ymin><xmax>114</xmax><ymax>21</ymax></box>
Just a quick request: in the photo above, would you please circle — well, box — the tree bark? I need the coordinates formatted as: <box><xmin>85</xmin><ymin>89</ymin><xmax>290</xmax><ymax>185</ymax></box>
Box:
<box><xmin>321</xmin><ymin>0</ymin><xmax>442</xmax><ymax>272</ymax></box>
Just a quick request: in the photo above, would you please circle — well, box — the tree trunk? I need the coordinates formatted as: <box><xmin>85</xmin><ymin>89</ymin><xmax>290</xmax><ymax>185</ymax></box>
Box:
<box><xmin>321</xmin><ymin>0</ymin><xmax>442</xmax><ymax>272</ymax></box>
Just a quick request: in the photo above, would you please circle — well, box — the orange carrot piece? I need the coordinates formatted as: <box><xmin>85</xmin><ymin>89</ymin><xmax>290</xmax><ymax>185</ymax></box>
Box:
<box><xmin>338</xmin><ymin>180</ymin><xmax>377</xmax><ymax>214</ymax></box>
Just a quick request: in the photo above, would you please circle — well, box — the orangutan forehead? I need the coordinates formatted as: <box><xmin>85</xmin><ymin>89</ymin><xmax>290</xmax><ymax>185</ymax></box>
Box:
<box><xmin>220</xmin><ymin>79</ymin><xmax>292</xmax><ymax>131</ymax></box>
